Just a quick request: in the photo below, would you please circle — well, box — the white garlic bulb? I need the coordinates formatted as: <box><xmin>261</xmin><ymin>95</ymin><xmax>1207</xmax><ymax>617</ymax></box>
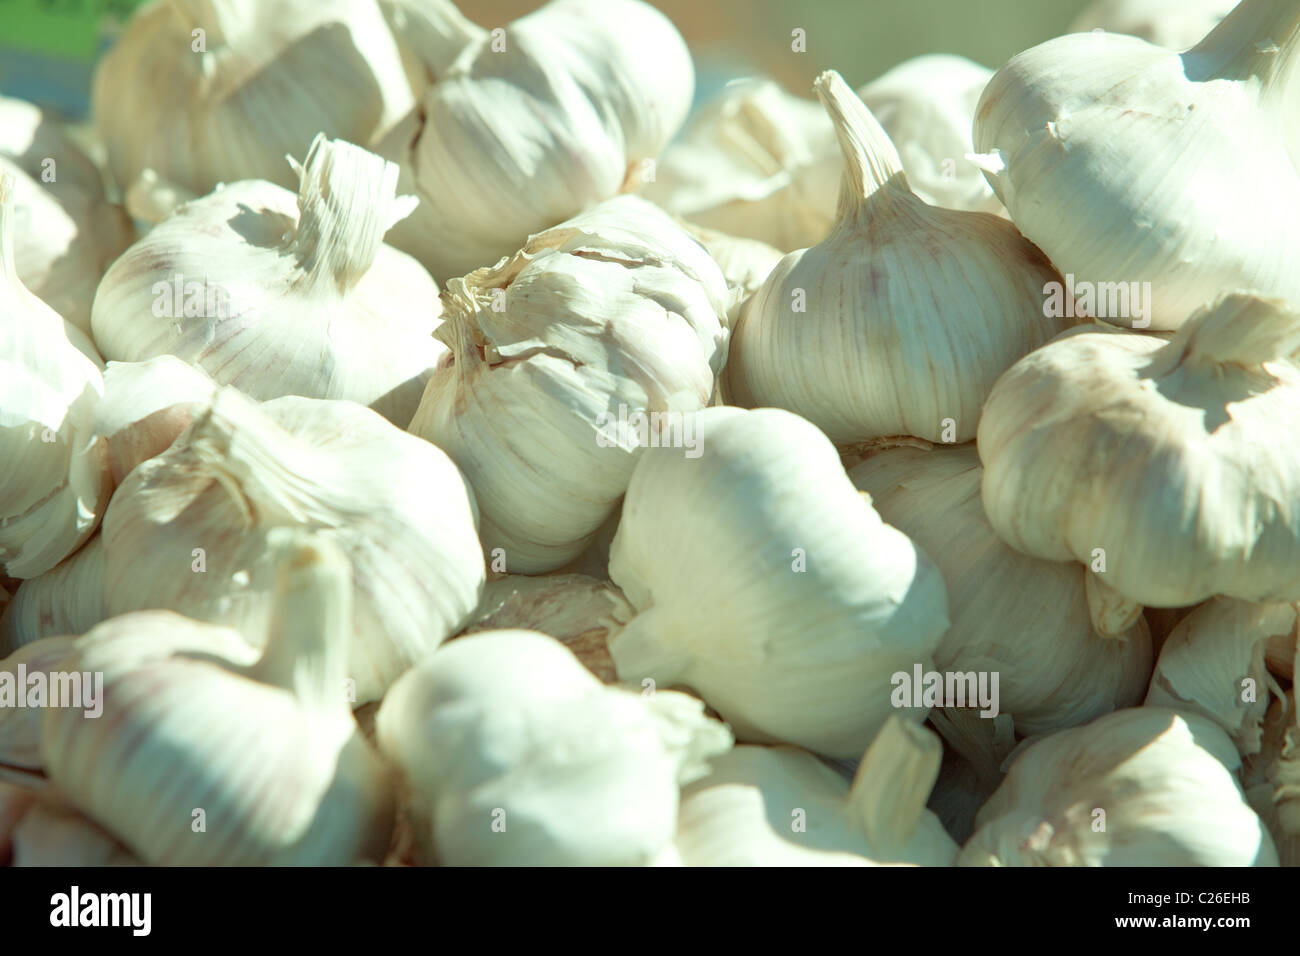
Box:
<box><xmin>675</xmin><ymin>718</ymin><xmax>957</xmax><ymax>866</ymax></box>
<box><xmin>724</xmin><ymin>71</ymin><xmax>1067</xmax><ymax>445</ymax></box>
<box><xmin>408</xmin><ymin>195</ymin><xmax>728</xmax><ymax>575</ymax></box>
<box><xmin>973</xmin><ymin>0</ymin><xmax>1300</xmax><ymax>329</ymax></box>
<box><xmin>1070</xmin><ymin>0</ymin><xmax>1235</xmax><ymax>51</ymax></box>
<box><xmin>0</xmin><ymin>174</ymin><xmax>112</xmax><ymax>580</ymax></box>
<box><xmin>92</xmin><ymin>134</ymin><xmax>444</xmax><ymax>428</ymax></box>
<box><xmin>0</xmin><ymin>636</ymin><xmax>77</xmax><ymax>770</ymax></box>
<box><xmin>93</xmin><ymin>0</ymin><xmax>416</xmax><ymax>197</ymax></box>
<box><xmin>464</xmin><ymin>574</ymin><xmax>632</xmax><ymax>683</ymax></box>
<box><xmin>378</xmin><ymin>0</ymin><xmax>694</xmax><ymax>281</ymax></box>
<box><xmin>102</xmin><ymin>386</ymin><xmax>484</xmax><ymax>703</ymax></box>
<box><xmin>608</xmin><ymin>406</ymin><xmax>949</xmax><ymax>759</ymax></box>
<box><xmin>0</xmin><ymin>96</ymin><xmax>133</xmax><ymax>336</ymax></box>
<box><xmin>850</xmin><ymin>444</ymin><xmax>1152</xmax><ymax>769</ymax></box>
<box><xmin>978</xmin><ymin>293</ymin><xmax>1300</xmax><ymax>608</ymax></box>
<box><xmin>374</xmin><ymin>628</ymin><xmax>732</xmax><ymax>866</ymax></box>
<box><xmin>40</xmin><ymin>533</ymin><xmax>396</xmax><ymax>865</ymax></box>
<box><xmin>1145</xmin><ymin>598</ymin><xmax>1293</xmax><ymax>756</ymax></box>
<box><xmin>0</xmin><ymin>537</ymin><xmax>105</xmax><ymax>653</ymax></box>
<box><xmin>959</xmin><ymin>708</ymin><xmax>1278</xmax><ymax>866</ymax></box>
<box><xmin>92</xmin><ymin>356</ymin><xmax>218</xmax><ymax>487</ymax></box>
<box><xmin>858</xmin><ymin>55</ymin><xmax>1001</xmax><ymax>215</ymax></box>
<box><xmin>642</xmin><ymin>78</ymin><xmax>841</xmax><ymax>252</ymax></box>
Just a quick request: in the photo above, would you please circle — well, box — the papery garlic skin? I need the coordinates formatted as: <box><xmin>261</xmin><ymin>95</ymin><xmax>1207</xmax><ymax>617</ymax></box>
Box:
<box><xmin>1070</xmin><ymin>0</ymin><xmax>1235</xmax><ymax>51</ymax></box>
<box><xmin>959</xmin><ymin>708</ymin><xmax>1278</xmax><ymax>866</ymax></box>
<box><xmin>858</xmin><ymin>55</ymin><xmax>1001</xmax><ymax>215</ymax></box>
<box><xmin>0</xmin><ymin>537</ymin><xmax>105</xmax><ymax>653</ymax></box>
<box><xmin>0</xmin><ymin>175</ymin><xmax>112</xmax><ymax>579</ymax></box>
<box><xmin>102</xmin><ymin>387</ymin><xmax>484</xmax><ymax>703</ymax></box>
<box><xmin>0</xmin><ymin>97</ymin><xmax>133</xmax><ymax>337</ymax></box>
<box><xmin>680</xmin><ymin>223</ymin><xmax>784</xmax><ymax>329</ymax></box>
<box><xmin>725</xmin><ymin>72</ymin><xmax>1067</xmax><ymax>445</ymax></box>
<box><xmin>974</xmin><ymin>0</ymin><xmax>1300</xmax><ymax>329</ymax></box>
<box><xmin>92</xmin><ymin>135</ymin><xmax>443</xmax><ymax>427</ymax></box>
<box><xmin>608</xmin><ymin>406</ymin><xmax>949</xmax><ymax>760</ymax></box>
<box><xmin>979</xmin><ymin>294</ymin><xmax>1300</xmax><ymax>608</ymax></box>
<box><xmin>375</xmin><ymin>629</ymin><xmax>731</xmax><ymax>866</ymax></box>
<box><xmin>850</xmin><ymin>445</ymin><xmax>1152</xmax><ymax>751</ymax></box>
<box><xmin>379</xmin><ymin>0</ymin><xmax>694</xmax><ymax>280</ymax></box>
<box><xmin>409</xmin><ymin>196</ymin><xmax>727</xmax><ymax>575</ymax></box>
<box><xmin>1145</xmin><ymin>598</ymin><xmax>1293</xmax><ymax>756</ymax></box>
<box><xmin>676</xmin><ymin>718</ymin><xmax>957</xmax><ymax>866</ymax></box>
<box><xmin>41</xmin><ymin>535</ymin><xmax>395</xmax><ymax>865</ymax></box>
<box><xmin>464</xmin><ymin>574</ymin><xmax>631</xmax><ymax>683</ymax></box>
<box><xmin>93</xmin><ymin>0</ymin><xmax>416</xmax><ymax>198</ymax></box>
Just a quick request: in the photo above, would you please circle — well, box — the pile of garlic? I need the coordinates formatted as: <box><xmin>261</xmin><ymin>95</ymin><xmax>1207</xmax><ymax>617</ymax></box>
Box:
<box><xmin>2</xmin><ymin>0</ymin><xmax>1298</xmax><ymax>869</ymax></box>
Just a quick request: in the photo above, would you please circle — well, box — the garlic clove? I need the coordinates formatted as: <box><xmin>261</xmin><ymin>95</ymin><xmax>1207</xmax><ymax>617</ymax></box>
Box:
<box><xmin>91</xmin><ymin>135</ymin><xmax>444</xmax><ymax>428</ymax></box>
<box><xmin>0</xmin><ymin>536</ymin><xmax>106</xmax><ymax>654</ymax></box>
<box><xmin>724</xmin><ymin>71</ymin><xmax>1069</xmax><ymax>446</ymax></box>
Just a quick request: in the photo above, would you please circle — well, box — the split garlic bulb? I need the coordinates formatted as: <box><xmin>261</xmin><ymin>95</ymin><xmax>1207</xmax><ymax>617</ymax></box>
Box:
<box><xmin>408</xmin><ymin>196</ymin><xmax>727</xmax><ymax>575</ymax></box>
<box><xmin>40</xmin><ymin>534</ymin><xmax>396</xmax><ymax>865</ymax></box>
<box><xmin>0</xmin><ymin>96</ymin><xmax>133</xmax><ymax>336</ymax></box>
<box><xmin>858</xmin><ymin>55</ymin><xmax>1000</xmax><ymax>215</ymax></box>
<box><xmin>978</xmin><ymin>293</ymin><xmax>1300</xmax><ymax>608</ymax></box>
<box><xmin>959</xmin><ymin>708</ymin><xmax>1278</xmax><ymax>866</ymax></box>
<box><xmin>675</xmin><ymin>718</ymin><xmax>957</xmax><ymax>866</ymax></box>
<box><xmin>724</xmin><ymin>71</ymin><xmax>1067</xmax><ymax>445</ymax></box>
<box><xmin>0</xmin><ymin>175</ymin><xmax>112</xmax><ymax>579</ymax></box>
<box><xmin>1070</xmin><ymin>0</ymin><xmax>1235</xmax><ymax>51</ymax></box>
<box><xmin>92</xmin><ymin>356</ymin><xmax>218</xmax><ymax>487</ymax></box>
<box><xmin>93</xmin><ymin>0</ymin><xmax>416</xmax><ymax>197</ymax></box>
<box><xmin>464</xmin><ymin>574</ymin><xmax>632</xmax><ymax>684</ymax></box>
<box><xmin>608</xmin><ymin>406</ymin><xmax>949</xmax><ymax>760</ymax></box>
<box><xmin>101</xmin><ymin>386</ymin><xmax>484</xmax><ymax>703</ymax></box>
<box><xmin>1145</xmin><ymin>598</ymin><xmax>1293</xmax><ymax>756</ymax></box>
<box><xmin>973</xmin><ymin>0</ymin><xmax>1300</xmax><ymax>329</ymax></box>
<box><xmin>374</xmin><ymin>629</ymin><xmax>732</xmax><ymax>866</ymax></box>
<box><xmin>378</xmin><ymin>0</ymin><xmax>694</xmax><ymax>280</ymax></box>
<box><xmin>0</xmin><ymin>538</ymin><xmax>105</xmax><ymax>653</ymax></box>
<box><xmin>91</xmin><ymin>135</ymin><xmax>443</xmax><ymax>427</ymax></box>
<box><xmin>642</xmin><ymin>78</ymin><xmax>841</xmax><ymax>252</ymax></box>
<box><xmin>850</xmin><ymin>445</ymin><xmax>1152</xmax><ymax>762</ymax></box>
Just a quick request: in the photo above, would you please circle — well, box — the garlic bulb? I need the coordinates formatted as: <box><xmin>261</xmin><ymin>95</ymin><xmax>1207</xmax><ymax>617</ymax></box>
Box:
<box><xmin>675</xmin><ymin>718</ymin><xmax>957</xmax><ymax>866</ymax></box>
<box><xmin>463</xmin><ymin>574</ymin><xmax>632</xmax><ymax>683</ymax></box>
<box><xmin>680</xmin><ymin>223</ymin><xmax>784</xmax><ymax>328</ymax></box>
<box><xmin>40</xmin><ymin>533</ymin><xmax>396</xmax><ymax>865</ymax></box>
<box><xmin>378</xmin><ymin>0</ymin><xmax>694</xmax><ymax>281</ymax></box>
<box><xmin>1070</xmin><ymin>0</ymin><xmax>1235</xmax><ymax>51</ymax></box>
<box><xmin>92</xmin><ymin>134</ymin><xmax>444</xmax><ymax>427</ymax></box>
<box><xmin>4</xmin><ymin>793</ymin><xmax>140</xmax><ymax>867</ymax></box>
<box><xmin>102</xmin><ymin>386</ymin><xmax>484</xmax><ymax>703</ymax></box>
<box><xmin>642</xmin><ymin>78</ymin><xmax>841</xmax><ymax>252</ymax></box>
<box><xmin>850</xmin><ymin>444</ymin><xmax>1152</xmax><ymax>771</ymax></box>
<box><xmin>93</xmin><ymin>0</ymin><xmax>416</xmax><ymax>197</ymax></box>
<box><xmin>608</xmin><ymin>406</ymin><xmax>949</xmax><ymax>759</ymax></box>
<box><xmin>973</xmin><ymin>0</ymin><xmax>1300</xmax><ymax>329</ymax></box>
<box><xmin>0</xmin><ymin>174</ymin><xmax>112</xmax><ymax>580</ymax></box>
<box><xmin>978</xmin><ymin>293</ymin><xmax>1300</xmax><ymax>608</ymax></box>
<box><xmin>92</xmin><ymin>356</ymin><xmax>218</xmax><ymax>487</ymax></box>
<box><xmin>0</xmin><ymin>636</ymin><xmax>77</xmax><ymax>770</ymax></box>
<box><xmin>0</xmin><ymin>538</ymin><xmax>105</xmax><ymax>653</ymax></box>
<box><xmin>724</xmin><ymin>72</ymin><xmax>1067</xmax><ymax>446</ymax></box>
<box><xmin>408</xmin><ymin>196</ymin><xmax>727</xmax><ymax>574</ymax></box>
<box><xmin>1145</xmin><ymin>598</ymin><xmax>1293</xmax><ymax>755</ymax></box>
<box><xmin>374</xmin><ymin>629</ymin><xmax>732</xmax><ymax>866</ymax></box>
<box><xmin>0</xmin><ymin>97</ymin><xmax>133</xmax><ymax>336</ymax></box>
<box><xmin>960</xmin><ymin>708</ymin><xmax>1278</xmax><ymax>866</ymax></box>
<box><xmin>858</xmin><ymin>55</ymin><xmax>1001</xmax><ymax>215</ymax></box>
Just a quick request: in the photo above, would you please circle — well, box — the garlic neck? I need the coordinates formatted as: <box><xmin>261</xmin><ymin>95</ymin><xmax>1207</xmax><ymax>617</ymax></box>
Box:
<box><xmin>1152</xmin><ymin>292</ymin><xmax>1300</xmax><ymax>374</ymax></box>
<box><xmin>1184</xmin><ymin>0</ymin><xmax>1300</xmax><ymax>104</ymax></box>
<box><xmin>187</xmin><ymin>388</ymin><xmax>356</xmax><ymax>529</ymax></box>
<box><xmin>251</xmin><ymin>532</ymin><xmax>353</xmax><ymax>713</ymax></box>
<box><xmin>435</xmin><ymin>278</ymin><xmax>489</xmax><ymax>371</ymax></box>
<box><xmin>813</xmin><ymin>70</ymin><xmax>912</xmax><ymax>230</ymax></box>
<box><xmin>286</xmin><ymin>135</ymin><xmax>418</xmax><ymax>298</ymax></box>
<box><xmin>846</xmin><ymin>716</ymin><xmax>941</xmax><ymax>853</ymax></box>
<box><xmin>384</xmin><ymin>0</ymin><xmax>488</xmax><ymax>78</ymax></box>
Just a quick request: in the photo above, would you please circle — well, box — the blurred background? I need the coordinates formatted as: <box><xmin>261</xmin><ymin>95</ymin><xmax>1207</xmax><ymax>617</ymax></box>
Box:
<box><xmin>1</xmin><ymin>0</ymin><xmax>1096</xmax><ymax>119</ymax></box>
